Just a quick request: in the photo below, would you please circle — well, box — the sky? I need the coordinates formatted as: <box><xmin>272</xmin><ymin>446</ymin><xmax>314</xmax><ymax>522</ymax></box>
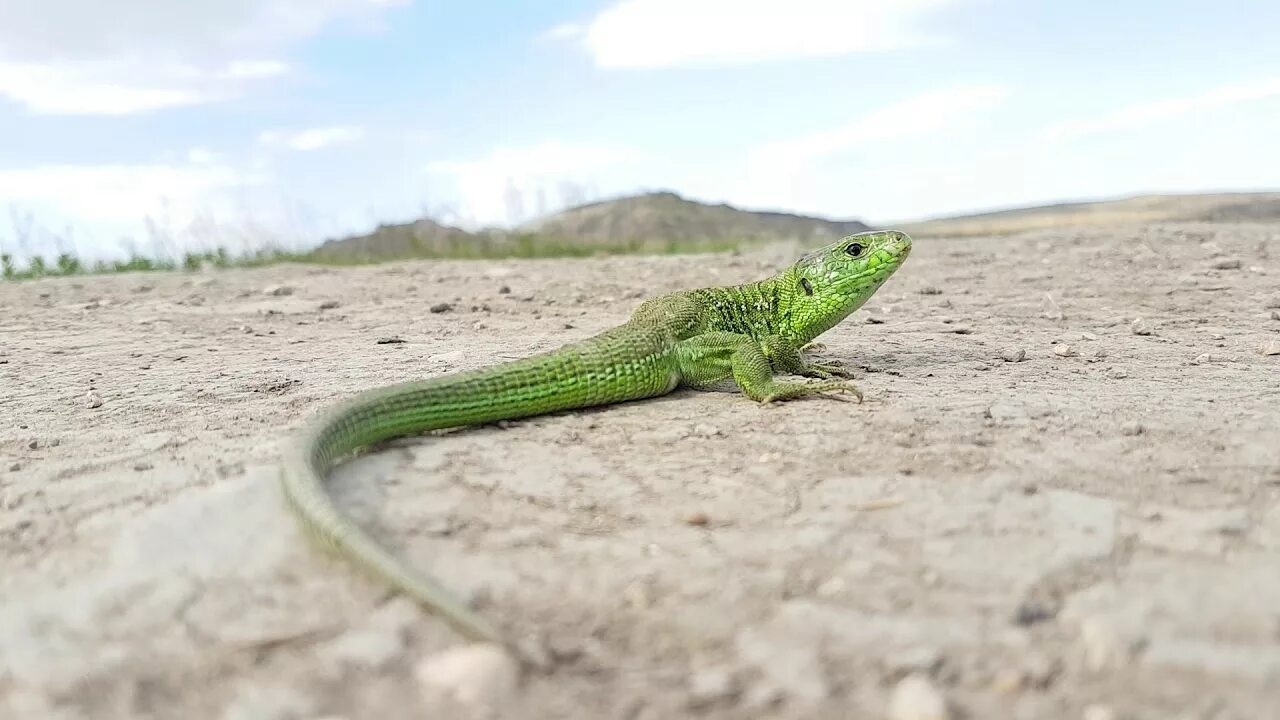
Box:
<box><xmin>0</xmin><ymin>0</ymin><xmax>1277</xmax><ymax>261</ymax></box>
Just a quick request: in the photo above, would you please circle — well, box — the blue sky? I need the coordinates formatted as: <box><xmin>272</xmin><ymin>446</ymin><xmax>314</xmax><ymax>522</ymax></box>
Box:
<box><xmin>0</xmin><ymin>0</ymin><xmax>1276</xmax><ymax>261</ymax></box>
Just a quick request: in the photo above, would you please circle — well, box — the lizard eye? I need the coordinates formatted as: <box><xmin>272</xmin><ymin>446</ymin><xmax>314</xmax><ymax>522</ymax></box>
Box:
<box><xmin>844</xmin><ymin>243</ymin><xmax>864</xmax><ymax>258</ymax></box>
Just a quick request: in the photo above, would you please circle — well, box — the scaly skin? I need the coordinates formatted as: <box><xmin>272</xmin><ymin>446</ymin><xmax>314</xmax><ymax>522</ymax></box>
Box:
<box><xmin>281</xmin><ymin>230</ymin><xmax>912</xmax><ymax>646</ymax></box>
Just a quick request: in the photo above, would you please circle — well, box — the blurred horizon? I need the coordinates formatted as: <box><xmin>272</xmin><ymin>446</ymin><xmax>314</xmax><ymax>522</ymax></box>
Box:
<box><xmin>1</xmin><ymin>0</ymin><xmax>1277</xmax><ymax>262</ymax></box>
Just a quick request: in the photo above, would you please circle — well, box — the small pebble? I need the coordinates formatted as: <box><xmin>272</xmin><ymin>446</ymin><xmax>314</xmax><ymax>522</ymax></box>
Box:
<box><xmin>1012</xmin><ymin>600</ymin><xmax>1055</xmax><ymax>626</ymax></box>
<box><xmin>416</xmin><ymin>643</ymin><xmax>519</xmax><ymax>711</ymax></box>
<box><xmin>1119</xmin><ymin>422</ymin><xmax>1144</xmax><ymax>437</ymax></box>
<box><xmin>687</xmin><ymin>666</ymin><xmax>740</xmax><ymax>708</ymax></box>
<box><xmin>498</xmin><ymin>285</ymin><xmax>511</xmax><ymax>294</ymax></box>
<box><xmin>918</xmin><ymin>286</ymin><xmax>942</xmax><ymax>295</ymax></box>
<box><xmin>1261</xmin><ymin>340</ymin><xmax>1280</xmax><ymax>356</ymax></box>
<box><xmin>684</xmin><ymin>512</ymin><xmax>710</xmax><ymax>526</ymax></box>
<box><xmin>430</xmin><ymin>302</ymin><xmax>454</xmax><ymax>313</ymax></box>
<box><xmin>999</xmin><ymin>347</ymin><xmax>1026</xmax><ymax>363</ymax></box>
<box><xmin>1130</xmin><ymin>318</ymin><xmax>1154</xmax><ymax>336</ymax></box>
<box><xmin>1106</xmin><ymin>368</ymin><xmax>1129</xmax><ymax>379</ymax></box>
<box><xmin>133</xmin><ymin>462</ymin><xmax>153</xmax><ymax>471</ymax></box>
<box><xmin>85</xmin><ymin>391</ymin><xmax>103</xmax><ymax>409</ymax></box>
<box><xmin>1271</xmin><ymin>310</ymin><xmax>1280</xmax><ymax>321</ymax></box>
<box><xmin>263</xmin><ymin>285</ymin><xmax>294</xmax><ymax>296</ymax></box>
<box><xmin>8</xmin><ymin>462</ymin><xmax>20</xmax><ymax>472</ymax></box>
<box><xmin>889</xmin><ymin>674</ymin><xmax>950</xmax><ymax>720</ymax></box>
<box><xmin>376</xmin><ymin>337</ymin><xmax>406</xmax><ymax>345</ymax></box>
<box><xmin>318</xmin><ymin>300</ymin><xmax>340</xmax><ymax>310</ymax></box>
<box><xmin>1210</xmin><ymin>257</ymin><xmax>1242</xmax><ymax>270</ymax></box>
<box><xmin>1082</xmin><ymin>704</ymin><xmax>1117</xmax><ymax>720</ymax></box>
<box><xmin>1053</xmin><ymin>344</ymin><xmax>1077</xmax><ymax>357</ymax></box>
<box><xmin>692</xmin><ymin>423</ymin><xmax>721</xmax><ymax>438</ymax></box>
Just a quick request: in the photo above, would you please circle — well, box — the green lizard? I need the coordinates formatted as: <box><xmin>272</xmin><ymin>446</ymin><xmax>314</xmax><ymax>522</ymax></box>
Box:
<box><xmin>281</xmin><ymin>229</ymin><xmax>912</xmax><ymax>646</ymax></box>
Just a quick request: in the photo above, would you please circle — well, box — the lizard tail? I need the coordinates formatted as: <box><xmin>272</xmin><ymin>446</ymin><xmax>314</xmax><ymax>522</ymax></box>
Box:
<box><xmin>280</xmin><ymin>330</ymin><xmax>678</xmax><ymax>645</ymax></box>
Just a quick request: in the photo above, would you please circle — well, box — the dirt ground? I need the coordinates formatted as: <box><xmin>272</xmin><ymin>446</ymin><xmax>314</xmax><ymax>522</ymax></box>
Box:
<box><xmin>2</xmin><ymin>223</ymin><xmax>1279</xmax><ymax>720</ymax></box>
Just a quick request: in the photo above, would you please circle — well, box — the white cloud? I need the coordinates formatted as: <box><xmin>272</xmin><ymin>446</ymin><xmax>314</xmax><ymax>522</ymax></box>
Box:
<box><xmin>425</xmin><ymin>142</ymin><xmax>643</xmax><ymax>226</ymax></box>
<box><xmin>750</xmin><ymin>84</ymin><xmax>1007</xmax><ymax>171</ymax></box>
<box><xmin>0</xmin><ymin>62</ymin><xmax>213</xmax><ymax>115</ymax></box>
<box><xmin>554</xmin><ymin>0</ymin><xmax>957</xmax><ymax>69</ymax></box>
<box><xmin>259</xmin><ymin>125</ymin><xmax>366</xmax><ymax>151</ymax></box>
<box><xmin>0</xmin><ymin>0</ymin><xmax>404</xmax><ymax>115</ymax></box>
<box><xmin>1044</xmin><ymin>77</ymin><xmax>1280</xmax><ymax>140</ymax></box>
<box><xmin>220</xmin><ymin>60</ymin><xmax>293</xmax><ymax>79</ymax></box>
<box><xmin>0</xmin><ymin>163</ymin><xmax>265</xmax><ymax>226</ymax></box>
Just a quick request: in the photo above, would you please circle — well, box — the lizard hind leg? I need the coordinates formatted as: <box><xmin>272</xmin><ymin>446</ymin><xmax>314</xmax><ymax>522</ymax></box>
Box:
<box><xmin>676</xmin><ymin>332</ymin><xmax>863</xmax><ymax>403</ymax></box>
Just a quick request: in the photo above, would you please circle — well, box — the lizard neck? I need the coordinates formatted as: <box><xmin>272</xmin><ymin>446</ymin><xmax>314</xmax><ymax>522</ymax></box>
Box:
<box><xmin>772</xmin><ymin>267</ymin><xmax>868</xmax><ymax>346</ymax></box>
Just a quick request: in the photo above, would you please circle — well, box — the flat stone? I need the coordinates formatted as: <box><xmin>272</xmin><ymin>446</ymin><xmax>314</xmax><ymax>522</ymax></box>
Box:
<box><xmin>686</xmin><ymin>665</ymin><xmax>740</xmax><ymax>708</ymax></box>
<box><xmin>888</xmin><ymin>674</ymin><xmax>950</xmax><ymax>720</ymax></box>
<box><xmin>735</xmin><ymin>612</ymin><xmax>829</xmax><ymax>704</ymax></box>
<box><xmin>1047</xmin><ymin>490</ymin><xmax>1118</xmax><ymax>565</ymax></box>
<box><xmin>1136</xmin><ymin>505</ymin><xmax>1248</xmax><ymax>555</ymax></box>
<box><xmin>416</xmin><ymin>643</ymin><xmax>520</xmax><ymax>712</ymax></box>
<box><xmin>1141</xmin><ymin>637</ymin><xmax>1280</xmax><ymax>682</ymax></box>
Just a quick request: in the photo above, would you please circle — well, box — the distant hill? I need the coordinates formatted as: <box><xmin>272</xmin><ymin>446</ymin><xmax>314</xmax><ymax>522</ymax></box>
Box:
<box><xmin>311</xmin><ymin>190</ymin><xmax>1280</xmax><ymax>262</ymax></box>
<box><xmin>517</xmin><ymin>191</ymin><xmax>871</xmax><ymax>248</ymax></box>
<box><xmin>900</xmin><ymin>191</ymin><xmax>1280</xmax><ymax>238</ymax></box>
<box><xmin>309</xmin><ymin>217</ymin><xmax>476</xmax><ymax>262</ymax></box>
<box><xmin>313</xmin><ymin>191</ymin><xmax>871</xmax><ymax>261</ymax></box>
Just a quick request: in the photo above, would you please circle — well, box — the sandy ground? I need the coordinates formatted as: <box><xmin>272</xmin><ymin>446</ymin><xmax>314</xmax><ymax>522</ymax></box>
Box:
<box><xmin>2</xmin><ymin>223</ymin><xmax>1279</xmax><ymax>720</ymax></box>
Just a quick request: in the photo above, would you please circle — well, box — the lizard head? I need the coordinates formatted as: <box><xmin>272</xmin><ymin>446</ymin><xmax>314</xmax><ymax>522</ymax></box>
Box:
<box><xmin>785</xmin><ymin>229</ymin><xmax>912</xmax><ymax>340</ymax></box>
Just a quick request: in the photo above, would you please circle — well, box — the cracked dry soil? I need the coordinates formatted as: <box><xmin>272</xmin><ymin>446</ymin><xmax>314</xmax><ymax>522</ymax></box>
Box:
<box><xmin>2</xmin><ymin>223</ymin><xmax>1279</xmax><ymax>719</ymax></box>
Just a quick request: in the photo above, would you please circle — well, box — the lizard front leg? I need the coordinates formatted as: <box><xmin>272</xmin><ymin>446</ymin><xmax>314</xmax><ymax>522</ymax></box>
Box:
<box><xmin>759</xmin><ymin>335</ymin><xmax>856</xmax><ymax>380</ymax></box>
<box><xmin>676</xmin><ymin>332</ymin><xmax>862</xmax><ymax>403</ymax></box>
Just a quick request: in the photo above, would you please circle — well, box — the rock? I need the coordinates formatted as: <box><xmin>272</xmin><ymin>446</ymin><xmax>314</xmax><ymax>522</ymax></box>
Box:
<box><xmin>1271</xmin><ymin>310</ymin><xmax>1280</xmax><ymax>321</ymax></box>
<box><xmin>1210</xmin><ymin>257</ymin><xmax>1241</xmax><ymax>270</ymax></box>
<box><xmin>683</xmin><ymin>512</ymin><xmax>710</xmax><ymax>526</ymax></box>
<box><xmin>999</xmin><ymin>347</ymin><xmax>1026</xmax><ymax>363</ymax></box>
<box><xmin>498</xmin><ymin>285</ymin><xmax>511</xmax><ymax>294</ymax></box>
<box><xmin>686</xmin><ymin>666</ymin><xmax>740</xmax><ymax>708</ymax></box>
<box><xmin>918</xmin><ymin>286</ymin><xmax>943</xmax><ymax>295</ymax></box>
<box><xmin>986</xmin><ymin>403</ymin><xmax>1028</xmax><ymax>421</ymax></box>
<box><xmin>1130</xmin><ymin>318</ymin><xmax>1155</xmax><ymax>336</ymax></box>
<box><xmin>1047</xmin><ymin>490</ymin><xmax>1118</xmax><ymax>565</ymax></box>
<box><xmin>1119</xmin><ymin>422</ymin><xmax>1144</xmax><ymax>437</ymax></box>
<box><xmin>1141</xmin><ymin>637</ymin><xmax>1280</xmax><ymax>682</ymax></box>
<box><xmin>416</xmin><ymin>643</ymin><xmax>520</xmax><ymax>712</ymax></box>
<box><xmin>1053</xmin><ymin>344</ymin><xmax>1077</xmax><ymax>357</ymax></box>
<box><xmin>375</xmin><ymin>336</ymin><xmax>406</xmax><ymax>344</ymax></box>
<box><xmin>318</xmin><ymin>300</ymin><xmax>340</xmax><ymax>310</ymax></box>
<box><xmin>691</xmin><ymin>423</ymin><xmax>721</xmax><ymax>438</ymax></box>
<box><xmin>429</xmin><ymin>302</ymin><xmax>454</xmax><ymax>313</ymax></box>
<box><xmin>882</xmin><ymin>646</ymin><xmax>945</xmax><ymax>680</ymax></box>
<box><xmin>735</xmin><ymin>616</ymin><xmax>829</xmax><ymax>704</ymax></box>
<box><xmin>1020</xmin><ymin>651</ymin><xmax>1061</xmax><ymax>689</ymax></box>
<box><xmin>320</xmin><ymin>625</ymin><xmax>406</xmax><ymax>671</ymax></box>
<box><xmin>1260</xmin><ymin>340</ymin><xmax>1280</xmax><ymax>356</ymax></box>
<box><xmin>85</xmin><ymin>391</ymin><xmax>103</xmax><ymax>409</ymax></box>
<box><xmin>1266</xmin><ymin>294</ymin><xmax>1280</xmax><ymax>309</ymax></box>
<box><xmin>1012</xmin><ymin>600</ymin><xmax>1056</xmax><ymax>626</ymax></box>
<box><xmin>1078</xmin><ymin>616</ymin><xmax>1138</xmax><ymax>671</ymax></box>
<box><xmin>888</xmin><ymin>674</ymin><xmax>950</xmax><ymax>720</ymax></box>
<box><xmin>221</xmin><ymin>683</ymin><xmax>316</xmax><ymax>720</ymax></box>
<box><xmin>1082</xmin><ymin>704</ymin><xmax>1117</xmax><ymax>720</ymax></box>
<box><xmin>1136</xmin><ymin>505</ymin><xmax>1249</xmax><ymax>555</ymax></box>
<box><xmin>1258</xmin><ymin>503</ymin><xmax>1280</xmax><ymax>549</ymax></box>
<box><xmin>1106</xmin><ymin>367</ymin><xmax>1129</xmax><ymax>379</ymax></box>
<box><xmin>262</xmin><ymin>285</ymin><xmax>294</xmax><ymax>296</ymax></box>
